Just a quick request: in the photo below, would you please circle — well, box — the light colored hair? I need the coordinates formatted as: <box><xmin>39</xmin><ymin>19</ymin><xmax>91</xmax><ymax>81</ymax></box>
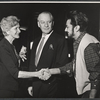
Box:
<box><xmin>0</xmin><ymin>16</ymin><xmax>20</xmax><ymax>36</ymax></box>
<box><xmin>37</xmin><ymin>11</ymin><xmax>54</xmax><ymax>22</ymax></box>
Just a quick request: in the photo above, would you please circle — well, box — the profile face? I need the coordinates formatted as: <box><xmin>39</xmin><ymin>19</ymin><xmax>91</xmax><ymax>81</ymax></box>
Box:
<box><xmin>38</xmin><ymin>13</ymin><xmax>54</xmax><ymax>34</ymax></box>
<box><xmin>65</xmin><ymin>19</ymin><xmax>74</xmax><ymax>38</ymax></box>
<box><xmin>8</xmin><ymin>24</ymin><xmax>21</xmax><ymax>39</ymax></box>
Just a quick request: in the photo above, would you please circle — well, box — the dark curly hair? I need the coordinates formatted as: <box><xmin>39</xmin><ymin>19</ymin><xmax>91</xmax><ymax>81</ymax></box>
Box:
<box><xmin>66</xmin><ymin>10</ymin><xmax>88</xmax><ymax>32</ymax></box>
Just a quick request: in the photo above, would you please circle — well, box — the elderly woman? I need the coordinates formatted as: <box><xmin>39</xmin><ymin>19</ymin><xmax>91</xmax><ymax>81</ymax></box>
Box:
<box><xmin>0</xmin><ymin>16</ymin><xmax>50</xmax><ymax>98</ymax></box>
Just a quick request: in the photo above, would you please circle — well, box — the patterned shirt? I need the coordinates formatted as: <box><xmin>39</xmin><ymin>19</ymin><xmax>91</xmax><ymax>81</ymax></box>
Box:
<box><xmin>59</xmin><ymin>33</ymin><xmax>100</xmax><ymax>89</ymax></box>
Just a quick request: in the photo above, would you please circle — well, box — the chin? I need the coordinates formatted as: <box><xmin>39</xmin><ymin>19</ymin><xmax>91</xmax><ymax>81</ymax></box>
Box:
<box><xmin>44</xmin><ymin>31</ymin><xmax>50</xmax><ymax>33</ymax></box>
<box><xmin>43</xmin><ymin>29</ymin><xmax>51</xmax><ymax>33</ymax></box>
<box><xmin>16</xmin><ymin>36</ymin><xmax>20</xmax><ymax>39</ymax></box>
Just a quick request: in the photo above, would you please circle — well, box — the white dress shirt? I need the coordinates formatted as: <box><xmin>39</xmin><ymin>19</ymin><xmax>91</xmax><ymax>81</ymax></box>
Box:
<box><xmin>36</xmin><ymin>30</ymin><xmax>53</xmax><ymax>62</ymax></box>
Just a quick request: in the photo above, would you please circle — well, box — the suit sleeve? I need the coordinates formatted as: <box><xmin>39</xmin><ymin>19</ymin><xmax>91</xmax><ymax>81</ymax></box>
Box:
<box><xmin>54</xmin><ymin>37</ymin><xmax>68</xmax><ymax>68</ymax></box>
<box><xmin>0</xmin><ymin>46</ymin><xmax>19</xmax><ymax>79</ymax></box>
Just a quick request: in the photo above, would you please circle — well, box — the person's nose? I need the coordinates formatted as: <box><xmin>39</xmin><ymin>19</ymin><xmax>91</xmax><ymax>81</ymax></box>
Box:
<box><xmin>18</xmin><ymin>28</ymin><xmax>21</xmax><ymax>33</ymax></box>
<box><xmin>65</xmin><ymin>27</ymin><xmax>68</xmax><ymax>32</ymax></box>
<box><xmin>44</xmin><ymin>22</ymin><xmax>49</xmax><ymax>27</ymax></box>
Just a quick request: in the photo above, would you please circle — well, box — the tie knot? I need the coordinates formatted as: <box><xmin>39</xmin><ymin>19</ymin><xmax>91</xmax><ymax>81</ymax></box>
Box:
<box><xmin>42</xmin><ymin>36</ymin><xmax>45</xmax><ymax>40</ymax></box>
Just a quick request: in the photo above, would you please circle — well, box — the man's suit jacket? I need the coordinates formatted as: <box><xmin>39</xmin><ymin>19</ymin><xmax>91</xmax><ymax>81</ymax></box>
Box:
<box><xmin>0</xmin><ymin>38</ymin><xmax>19</xmax><ymax>91</ymax></box>
<box><xmin>29</xmin><ymin>31</ymin><xmax>68</xmax><ymax>97</ymax></box>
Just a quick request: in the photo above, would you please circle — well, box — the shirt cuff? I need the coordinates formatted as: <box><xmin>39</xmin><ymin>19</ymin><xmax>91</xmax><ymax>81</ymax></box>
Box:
<box><xmin>91</xmin><ymin>80</ymin><xmax>100</xmax><ymax>90</ymax></box>
<box><xmin>59</xmin><ymin>66</ymin><xmax>73</xmax><ymax>77</ymax></box>
<box><xmin>59</xmin><ymin>66</ymin><xmax>67</xmax><ymax>74</ymax></box>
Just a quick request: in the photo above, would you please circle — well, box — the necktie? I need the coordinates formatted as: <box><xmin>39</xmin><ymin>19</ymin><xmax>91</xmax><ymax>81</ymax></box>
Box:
<box><xmin>35</xmin><ymin>37</ymin><xmax>45</xmax><ymax>66</ymax></box>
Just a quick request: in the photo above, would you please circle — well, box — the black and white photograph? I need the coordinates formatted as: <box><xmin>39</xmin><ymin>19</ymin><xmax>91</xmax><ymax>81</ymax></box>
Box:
<box><xmin>0</xmin><ymin>1</ymin><xmax>100</xmax><ymax>99</ymax></box>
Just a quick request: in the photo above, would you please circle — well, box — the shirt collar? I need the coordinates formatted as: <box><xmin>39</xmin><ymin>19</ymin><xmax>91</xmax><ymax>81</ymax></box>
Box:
<box><xmin>42</xmin><ymin>30</ymin><xmax>53</xmax><ymax>38</ymax></box>
<box><xmin>74</xmin><ymin>32</ymin><xmax>86</xmax><ymax>44</ymax></box>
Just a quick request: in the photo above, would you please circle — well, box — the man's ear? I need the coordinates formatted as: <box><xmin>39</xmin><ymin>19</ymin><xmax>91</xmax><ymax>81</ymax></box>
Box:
<box><xmin>74</xmin><ymin>25</ymin><xmax>80</xmax><ymax>32</ymax></box>
<box><xmin>37</xmin><ymin>21</ymin><xmax>40</xmax><ymax>28</ymax></box>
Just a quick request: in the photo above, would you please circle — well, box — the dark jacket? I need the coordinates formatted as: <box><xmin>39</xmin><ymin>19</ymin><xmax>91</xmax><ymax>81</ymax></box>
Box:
<box><xmin>0</xmin><ymin>38</ymin><xmax>19</xmax><ymax>91</ymax></box>
<box><xmin>29</xmin><ymin>31</ymin><xmax>68</xmax><ymax>97</ymax></box>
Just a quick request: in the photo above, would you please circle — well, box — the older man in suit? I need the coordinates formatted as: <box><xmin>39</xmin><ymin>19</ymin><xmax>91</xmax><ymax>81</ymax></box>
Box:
<box><xmin>28</xmin><ymin>11</ymin><xmax>68</xmax><ymax>98</ymax></box>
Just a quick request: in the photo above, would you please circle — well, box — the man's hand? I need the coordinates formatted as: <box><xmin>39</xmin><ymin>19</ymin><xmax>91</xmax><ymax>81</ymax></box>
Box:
<box><xmin>28</xmin><ymin>86</ymin><xmax>33</xmax><ymax>96</ymax></box>
<box><xmin>89</xmin><ymin>89</ymin><xmax>97</xmax><ymax>98</ymax></box>
<box><xmin>19</xmin><ymin>46</ymin><xmax>27</xmax><ymax>62</ymax></box>
<box><xmin>38</xmin><ymin>68</ymin><xmax>51</xmax><ymax>80</ymax></box>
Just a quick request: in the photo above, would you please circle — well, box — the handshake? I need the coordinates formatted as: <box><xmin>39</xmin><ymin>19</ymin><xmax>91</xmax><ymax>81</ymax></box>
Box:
<box><xmin>36</xmin><ymin>68</ymin><xmax>51</xmax><ymax>80</ymax></box>
<box><xmin>28</xmin><ymin>68</ymin><xmax>51</xmax><ymax>96</ymax></box>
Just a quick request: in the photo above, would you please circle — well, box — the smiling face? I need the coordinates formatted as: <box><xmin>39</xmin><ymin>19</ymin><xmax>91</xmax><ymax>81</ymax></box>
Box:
<box><xmin>65</xmin><ymin>19</ymin><xmax>74</xmax><ymax>38</ymax></box>
<box><xmin>37</xmin><ymin>13</ymin><xmax>54</xmax><ymax>35</ymax></box>
<box><xmin>0</xmin><ymin>16</ymin><xmax>21</xmax><ymax>39</ymax></box>
<box><xmin>7</xmin><ymin>24</ymin><xmax>21</xmax><ymax>39</ymax></box>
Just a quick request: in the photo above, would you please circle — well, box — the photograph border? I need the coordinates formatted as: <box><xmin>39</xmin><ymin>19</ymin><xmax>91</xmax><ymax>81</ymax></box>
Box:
<box><xmin>0</xmin><ymin>0</ymin><xmax>100</xmax><ymax>100</ymax></box>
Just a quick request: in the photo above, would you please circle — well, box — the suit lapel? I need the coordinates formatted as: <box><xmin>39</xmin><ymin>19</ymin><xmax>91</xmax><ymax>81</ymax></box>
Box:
<box><xmin>39</xmin><ymin>32</ymin><xmax>55</xmax><ymax>61</ymax></box>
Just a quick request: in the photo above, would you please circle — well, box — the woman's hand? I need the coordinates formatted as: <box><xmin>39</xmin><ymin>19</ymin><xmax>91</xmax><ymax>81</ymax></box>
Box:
<box><xmin>19</xmin><ymin>46</ymin><xmax>27</xmax><ymax>62</ymax></box>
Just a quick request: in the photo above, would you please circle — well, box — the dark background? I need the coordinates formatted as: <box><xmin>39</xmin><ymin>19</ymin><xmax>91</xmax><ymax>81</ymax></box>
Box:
<box><xmin>0</xmin><ymin>3</ymin><xmax>99</xmax><ymax>49</ymax></box>
<box><xmin>0</xmin><ymin>3</ymin><xmax>100</xmax><ymax>98</ymax></box>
